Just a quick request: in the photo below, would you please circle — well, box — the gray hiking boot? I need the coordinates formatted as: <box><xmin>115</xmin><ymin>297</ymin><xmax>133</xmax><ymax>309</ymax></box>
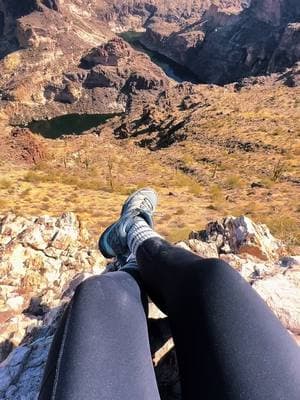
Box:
<box><xmin>98</xmin><ymin>188</ymin><xmax>157</xmax><ymax>258</ymax></box>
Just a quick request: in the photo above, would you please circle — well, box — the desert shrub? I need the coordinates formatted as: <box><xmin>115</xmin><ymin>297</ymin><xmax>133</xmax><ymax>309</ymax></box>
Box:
<box><xmin>224</xmin><ymin>175</ymin><xmax>243</xmax><ymax>189</ymax></box>
<box><xmin>188</xmin><ymin>181</ymin><xmax>203</xmax><ymax>196</ymax></box>
<box><xmin>270</xmin><ymin>160</ymin><xmax>286</xmax><ymax>182</ymax></box>
<box><xmin>24</xmin><ymin>171</ymin><xmax>43</xmax><ymax>183</ymax></box>
<box><xmin>172</xmin><ymin>171</ymin><xmax>202</xmax><ymax>196</ymax></box>
<box><xmin>260</xmin><ymin>178</ymin><xmax>275</xmax><ymax>189</ymax></box>
<box><xmin>24</xmin><ymin>170</ymin><xmax>58</xmax><ymax>184</ymax></box>
<box><xmin>210</xmin><ymin>184</ymin><xmax>224</xmax><ymax>203</ymax></box>
<box><xmin>3</xmin><ymin>52</ymin><xmax>21</xmax><ymax>71</ymax></box>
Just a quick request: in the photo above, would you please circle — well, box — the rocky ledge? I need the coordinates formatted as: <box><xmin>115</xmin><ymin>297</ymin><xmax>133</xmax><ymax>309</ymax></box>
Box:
<box><xmin>0</xmin><ymin>213</ymin><xmax>299</xmax><ymax>399</ymax></box>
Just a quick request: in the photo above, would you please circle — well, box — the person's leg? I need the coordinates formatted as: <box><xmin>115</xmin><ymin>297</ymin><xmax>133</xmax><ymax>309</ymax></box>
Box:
<box><xmin>136</xmin><ymin>236</ymin><xmax>300</xmax><ymax>400</ymax></box>
<box><xmin>98</xmin><ymin>188</ymin><xmax>300</xmax><ymax>399</ymax></box>
<box><xmin>38</xmin><ymin>272</ymin><xmax>160</xmax><ymax>400</ymax></box>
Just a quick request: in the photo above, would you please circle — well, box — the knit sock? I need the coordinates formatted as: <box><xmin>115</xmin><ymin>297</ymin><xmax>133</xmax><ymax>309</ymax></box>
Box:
<box><xmin>127</xmin><ymin>217</ymin><xmax>162</xmax><ymax>256</ymax></box>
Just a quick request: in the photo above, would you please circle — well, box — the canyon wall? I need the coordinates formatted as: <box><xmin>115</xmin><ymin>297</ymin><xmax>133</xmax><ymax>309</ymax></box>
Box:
<box><xmin>136</xmin><ymin>0</ymin><xmax>300</xmax><ymax>83</ymax></box>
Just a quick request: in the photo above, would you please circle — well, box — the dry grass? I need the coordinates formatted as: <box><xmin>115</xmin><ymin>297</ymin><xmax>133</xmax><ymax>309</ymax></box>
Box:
<box><xmin>0</xmin><ymin>179</ymin><xmax>12</xmax><ymax>190</ymax></box>
<box><xmin>263</xmin><ymin>215</ymin><xmax>300</xmax><ymax>246</ymax></box>
<box><xmin>3</xmin><ymin>52</ymin><xmax>22</xmax><ymax>72</ymax></box>
<box><xmin>224</xmin><ymin>175</ymin><xmax>243</xmax><ymax>189</ymax></box>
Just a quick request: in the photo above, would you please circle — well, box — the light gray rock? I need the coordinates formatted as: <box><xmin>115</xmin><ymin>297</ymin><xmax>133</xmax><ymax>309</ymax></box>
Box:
<box><xmin>0</xmin><ymin>212</ymin><xmax>106</xmax><ymax>363</ymax></box>
<box><xmin>176</xmin><ymin>239</ymin><xmax>219</xmax><ymax>258</ymax></box>
<box><xmin>191</xmin><ymin>215</ymin><xmax>282</xmax><ymax>261</ymax></box>
<box><xmin>254</xmin><ymin>273</ymin><xmax>300</xmax><ymax>334</ymax></box>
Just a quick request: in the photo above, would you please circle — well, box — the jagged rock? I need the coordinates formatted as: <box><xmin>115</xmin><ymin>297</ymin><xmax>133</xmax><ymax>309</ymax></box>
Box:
<box><xmin>268</xmin><ymin>23</ymin><xmax>300</xmax><ymax>72</ymax></box>
<box><xmin>54</xmin><ymin>82</ymin><xmax>82</xmax><ymax>104</ymax></box>
<box><xmin>220</xmin><ymin>253</ymin><xmax>274</xmax><ymax>281</ymax></box>
<box><xmin>0</xmin><ymin>212</ymin><xmax>106</xmax><ymax>365</ymax></box>
<box><xmin>81</xmin><ymin>37</ymin><xmax>132</xmax><ymax>68</ymax></box>
<box><xmin>190</xmin><ymin>216</ymin><xmax>282</xmax><ymax>261</ymax></box>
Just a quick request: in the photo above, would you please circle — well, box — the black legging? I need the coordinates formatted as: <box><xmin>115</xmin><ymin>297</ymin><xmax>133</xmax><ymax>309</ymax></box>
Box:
<box><xmin>38</xmin><ymin>237</ymin><xmax>300</xmax><ymax>400</ymax></box>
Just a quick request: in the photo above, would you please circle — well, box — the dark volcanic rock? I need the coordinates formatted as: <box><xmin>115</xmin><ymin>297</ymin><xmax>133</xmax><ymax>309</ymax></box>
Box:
<box><xmin>6</xmin><ymin>0</ymin><xmax>60</xmax><ymax>16</ymax></box>
<box><xmin>5</xmin><ymin>0</ymin><xmax>37</xmax><ymax>18</ymax></box>
<box><xmin>41</xmin><ymin>0</ymin><xmax>60</xmax><ymax>12</ymax></box>
<box><xmin>268</xmin><ymin>23</ymin><xmax>300</xmax><ymax>72</ymax></box>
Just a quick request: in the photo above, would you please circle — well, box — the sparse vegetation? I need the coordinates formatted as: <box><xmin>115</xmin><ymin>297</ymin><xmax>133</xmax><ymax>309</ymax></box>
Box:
<box><xmin>3</xmin><ymin>52</ymin><xmax>22</xmax><ymax>71</ymax></box>
<box><xmin>270</xmin><ymin>160</ymin><xmax>287</xmax><ymax>182</ymax></box>
<box><xmin>0</xmin><ymin>84</ymin><xmax>298</xmax><ymax>249</ymax></box>
<box><xmin>224</xmin><ymin>175</ymin><xmax>243</xmax><ymax>189</ymax></box>
<box><xmin>264</xmin><ymin>215</ymin><xmax>300</xmax><ymax>246</ymax></box>
<box><xmin>210</xmin><ymin>184</ymin><xmax>225</xmax><ymax>203</ymax></box>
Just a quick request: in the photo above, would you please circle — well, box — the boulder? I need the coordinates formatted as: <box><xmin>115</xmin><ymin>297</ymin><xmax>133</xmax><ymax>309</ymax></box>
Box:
<box><xmin>254</xmin><ymin>271</ymin><xmax>300</xmax><ymax>334</ymax></box>
<box><xmin>190</xmin><ymin>216</ymin><xmax>282</xmax><ymax>261</ymax></box>
<box><xmin>54</xmin><ymin>82</ymin><xmax>82</xmax><ymax>104</ymax></box>
<box><xmin>176</xmin><ymin>239</ymin><xmax>219</xmax><ymax>258</ymax></box>
<box><xmin>80</xmin><ymin>38</ymin><xmax>132</xmax><ymax>68</ymax></box>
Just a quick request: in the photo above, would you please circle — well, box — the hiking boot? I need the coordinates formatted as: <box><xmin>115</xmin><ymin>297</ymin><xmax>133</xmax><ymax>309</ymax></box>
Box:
<box><xmin>98</xmin><ymin>188</ymin><xmax>157</xmax><ymax>258</ymax></box>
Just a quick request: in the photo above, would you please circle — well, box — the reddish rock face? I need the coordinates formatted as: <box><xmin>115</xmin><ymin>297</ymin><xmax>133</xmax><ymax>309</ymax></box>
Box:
<box><xmin>0</xmin><ymin>128</ymin><xmax>47</xmax><ymax>165</ymax></box>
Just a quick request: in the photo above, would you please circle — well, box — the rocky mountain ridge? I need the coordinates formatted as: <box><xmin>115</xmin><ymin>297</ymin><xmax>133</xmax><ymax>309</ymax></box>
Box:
<box><xmin>0</xmin><ymin>212</ymin><xmax>299</xmax><ymax>399</ymax></box>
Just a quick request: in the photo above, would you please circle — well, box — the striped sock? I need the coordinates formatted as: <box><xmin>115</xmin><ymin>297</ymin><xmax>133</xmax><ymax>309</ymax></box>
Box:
<box><xmin>127</xmin><ymin>217</ymin><xmax>162</xmax><ymax>256</ymax></box>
